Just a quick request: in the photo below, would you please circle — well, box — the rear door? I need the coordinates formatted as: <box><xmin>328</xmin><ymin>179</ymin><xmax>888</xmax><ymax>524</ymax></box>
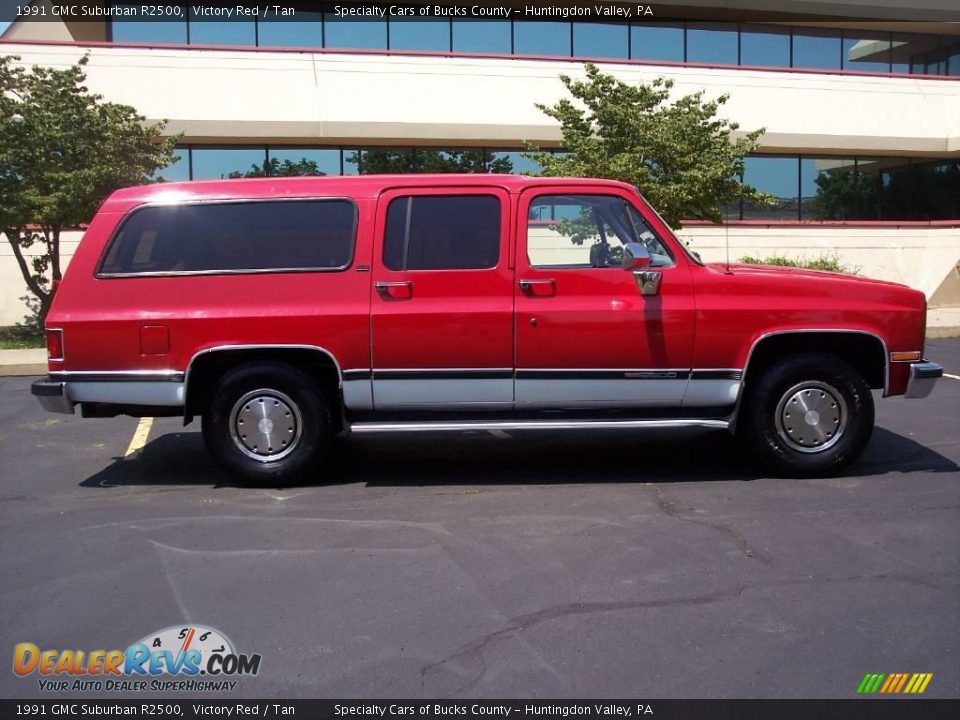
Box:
<box><xmin>370</xmin><ymin>186</ymin><xmax>514</xmax><ymax>409</ymax></box>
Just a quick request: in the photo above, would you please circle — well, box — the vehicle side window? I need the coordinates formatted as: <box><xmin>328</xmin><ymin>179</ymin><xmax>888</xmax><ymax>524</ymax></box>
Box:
<box><xmin>383</xmin><ymin>195</ymin><xmax>501</xmax><ymax>271</ymax></box>
<box><xmin>527</xmin><ymin>194</ymin><xmax>674</xmax><ymax>269</ymax></box>
<box><xmin>99</xmin><ymin>199</ymin><xmax>356</xmax><ymax>276</ymax></box>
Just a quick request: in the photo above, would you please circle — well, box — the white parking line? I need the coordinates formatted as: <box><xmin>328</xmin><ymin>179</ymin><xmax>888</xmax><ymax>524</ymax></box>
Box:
<box><xmin>944</xmin><ymin>373</ymin><xmax>960</xmax><ymax>381</ymax></box>
<box><xmin>487</xmin><ymin>429</ymin><xmax>511</xmax><ymax>439</ymax></box>
<box><xmin>124</xmin><ymin>417</ymin><xmax>154</xmax><ymax>458</ymax></box>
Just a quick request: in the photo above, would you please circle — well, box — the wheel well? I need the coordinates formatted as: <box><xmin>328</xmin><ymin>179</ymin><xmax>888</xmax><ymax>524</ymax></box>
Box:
<box><xmin>184</xmin><ymin>348</ymin><xmax>343</xmax><ymax>430</ymax></box>
<box><xmin>744</xmin><ymin>332</ymin><xmax>886</xmax><ymax>390</ymax></box>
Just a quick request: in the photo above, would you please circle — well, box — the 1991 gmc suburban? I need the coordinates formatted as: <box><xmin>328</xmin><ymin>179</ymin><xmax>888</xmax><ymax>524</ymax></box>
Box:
<box><xmin>31</xmin><ymin>175</ymin><xmax>943</xmax><ymax>485</ymax></box>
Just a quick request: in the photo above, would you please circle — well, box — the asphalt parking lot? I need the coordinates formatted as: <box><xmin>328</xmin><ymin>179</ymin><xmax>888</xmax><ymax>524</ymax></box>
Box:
<box><xmin>1</xmin><ymin>340</ymin><xmax>958</xmax><ymax>700</ymax></box>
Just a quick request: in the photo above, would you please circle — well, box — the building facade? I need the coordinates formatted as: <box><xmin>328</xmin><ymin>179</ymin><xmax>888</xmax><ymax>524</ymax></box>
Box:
<box><xmin>1</xmin><ymin>0</ymin><xmax>959</xmax><ymax>325</ymax></box>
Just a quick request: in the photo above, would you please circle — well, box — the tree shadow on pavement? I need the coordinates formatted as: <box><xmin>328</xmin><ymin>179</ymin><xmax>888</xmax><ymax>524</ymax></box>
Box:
<box><xmin>79</xmin><ymin>425</ymin><xmax>958</xmax><ymax>489</ymax></box>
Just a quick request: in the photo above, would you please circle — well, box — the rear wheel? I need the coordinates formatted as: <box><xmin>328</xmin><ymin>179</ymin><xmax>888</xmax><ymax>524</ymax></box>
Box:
<box><xmin>202</xmin><ymin>363</ymin><xmax>332</xmax><ymax>486</ymax></box>
<box><xmin>739</xmin><ymin>353</ymin><xmax>874</xmax><ymax>477</ymax></box>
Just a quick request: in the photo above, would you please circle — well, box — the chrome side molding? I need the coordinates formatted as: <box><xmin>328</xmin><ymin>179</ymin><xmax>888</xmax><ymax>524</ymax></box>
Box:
<box><xmin>350</xmin><ymin>418</ymin><xmax>729</xmax><ymax>433</ymax></box>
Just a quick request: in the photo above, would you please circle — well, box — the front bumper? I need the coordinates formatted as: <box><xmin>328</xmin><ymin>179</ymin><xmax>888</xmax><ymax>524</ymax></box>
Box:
<box><xmin>904</xmin><ymin>361</ymin><xmax>943</xmax><ymax>399</ymax></box>
<box><xmin>30</xmin><ymin>379</ymin><xmax>75</xmax><ymax>414</ymax></box>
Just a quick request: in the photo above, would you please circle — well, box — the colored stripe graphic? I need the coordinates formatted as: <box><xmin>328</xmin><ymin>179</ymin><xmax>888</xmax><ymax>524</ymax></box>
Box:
<box><xmin>857</xmin><ymin>672</ymin><xmax>932</xmax><ymax>694</ymax></box>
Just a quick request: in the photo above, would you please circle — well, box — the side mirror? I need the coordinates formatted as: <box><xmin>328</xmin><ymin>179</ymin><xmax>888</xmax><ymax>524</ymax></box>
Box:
<box><xmin>622</xmin><ymin>242</ymin><xmax>651</xmax><ymax>271</ymax></box>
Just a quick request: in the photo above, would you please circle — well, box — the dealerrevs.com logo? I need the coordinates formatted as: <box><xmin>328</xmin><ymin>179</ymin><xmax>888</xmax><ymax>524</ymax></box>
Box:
<box><xmin>13</xmin><ymin>625</ymin><xmax>261</xmax><ymax>692</ymax></box>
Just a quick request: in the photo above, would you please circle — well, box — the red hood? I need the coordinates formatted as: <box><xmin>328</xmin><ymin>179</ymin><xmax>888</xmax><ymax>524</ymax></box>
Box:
<box><xmin>707</xmin><ymin>262</ymin><xmax>910</xmax><ymax>290</ymax></box>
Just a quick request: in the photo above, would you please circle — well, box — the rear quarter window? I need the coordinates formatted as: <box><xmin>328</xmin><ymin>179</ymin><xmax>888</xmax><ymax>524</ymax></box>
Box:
<box><xmin>98</xmin><ymin>199</ymin><xmax>356</xmax><ymax>276</ymax></box>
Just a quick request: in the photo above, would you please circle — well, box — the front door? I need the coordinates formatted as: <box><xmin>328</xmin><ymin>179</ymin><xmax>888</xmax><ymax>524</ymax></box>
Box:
<box><xmin>514</xmin><ymin>186</ymin><xmax>696</xmax><ymax>408</ymax></box>
<box><xmin>370</xmin><ymin>187</ymin><xmax>514</xmax><ymax>409</ymax></box>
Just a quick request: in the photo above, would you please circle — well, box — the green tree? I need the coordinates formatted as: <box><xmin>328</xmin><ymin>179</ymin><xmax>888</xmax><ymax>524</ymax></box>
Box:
<box><xmin>526</xmin><ymin>63</ymin><xmax>770</xmax><ymax>228</ymax></box>
<box><xmin>0</xmin><ymin>55</ymin><xmax>178</xmax><ymax>326</ymax></box>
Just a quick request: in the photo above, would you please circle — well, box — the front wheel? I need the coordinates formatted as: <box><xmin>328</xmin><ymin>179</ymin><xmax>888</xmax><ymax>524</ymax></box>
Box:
<box><xmin>202</xmin><ymin>362</ymin><xmax>332</xmax><ymax>486</ymax></box>
<box><xmin>739</xmin><ymin>353</ymin><xmax>874</xmax><ymax>478</ymax></box>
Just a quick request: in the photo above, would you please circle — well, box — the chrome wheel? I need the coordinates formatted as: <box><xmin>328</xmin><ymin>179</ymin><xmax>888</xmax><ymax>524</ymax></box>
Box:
<box><xmin>775</xmin><ymin>381</ymin><xmax>847</xmax><ymax>453</ymax></box>
<box><xmin>229</xmin><ymin>389</ymin><xmax>302</xmax><ymax>463</ymax></box>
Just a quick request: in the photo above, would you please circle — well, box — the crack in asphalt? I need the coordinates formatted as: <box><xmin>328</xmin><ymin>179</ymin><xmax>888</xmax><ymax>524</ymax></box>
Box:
<box><xmin>417</xmin><ymin>569</ymin><xmax>955</xmax><ymax>696</ymax></box>
<box><xmin>419</xmin><ymin>583</ymin><xmax>748</xmax><ymax>695</ymax></box>
<box><xmin>651</xmin><ymin>486</ymin><xmax>775</xmax><ymax>565</ymax></box>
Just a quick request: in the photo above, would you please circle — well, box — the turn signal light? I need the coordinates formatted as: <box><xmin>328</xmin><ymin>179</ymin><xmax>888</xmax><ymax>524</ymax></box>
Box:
<box><xmin>45</xmin><ymin>329</ymin><xmax>64</xmax><ymax>361</ymax></box>
<box><xmin>890</xmin><ymin>351</ymin><xmax>922</xmax><ymax>362</ymax></box>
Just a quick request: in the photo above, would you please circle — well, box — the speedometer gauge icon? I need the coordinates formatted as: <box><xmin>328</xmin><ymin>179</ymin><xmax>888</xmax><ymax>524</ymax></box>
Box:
<box><xmin>136</xmin><ymin>625</ymin><xmax>235</xmax><ymax>668</ymax></box>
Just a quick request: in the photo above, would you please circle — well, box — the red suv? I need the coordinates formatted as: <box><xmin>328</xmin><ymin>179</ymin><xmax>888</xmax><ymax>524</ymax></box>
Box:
<box><xmin>32</xmin><ymin>175</ymin><xmax>942</xmax><ymax>484</ymax></box>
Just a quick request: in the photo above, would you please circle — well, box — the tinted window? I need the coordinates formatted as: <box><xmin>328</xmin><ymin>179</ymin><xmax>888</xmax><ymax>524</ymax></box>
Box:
<box><xmin>324</xmin><ymin>16</ymin><xmax>387</xmax><ymax>49</ymax></box>
<box><xmin>110</xmin><ymin>16</ymin><xmax>187</xmax><ymax>44</ymax></box>
<box><xmin>452</xmin><ymin>20</ymin><xmax>511</xmax><ymax>53</ymax></box>
<box><xmin>267</xmin><ymin>149</ymin><xmax>341</xmax><ymax>176</ymax></box>
<box><xmin>800</xmin><ymin>157</ymin><xmax>858</xmax><ymax>220</ymax></box>
<box><xmin>630</xmin><ymin>23</ymin><xmax>684</xmax><ymax>62</ymax></box>
<box><xmin>152</xmin><ymin>148</ymin><xmax>189</xmax><ymax>183</ymax></box>
<box><xmin>527</xmin><ymin>195</ymin><xmax>672</xmax><ymax>268</ymax></box>
<box><xmin>389</xmin><ymin>18</ymin><xmax>450</xmax><ymax>51</ymax></box>
<box><xmin>191</xmin><ymin>148</ymin><xmax>267</xmax><ymax>179</ymax></box>
<box><xmin>740</xmin><ymin>25</ymin><xmax>790</xmax><ymax>67</ymax></box>
<box><xmin>257</xmin><ymin>13</ymin><xmax>323</xmax><ymax>47</ymax></box>
<box><xmin>100</xmin><ymin>200</ymin><xmax>355</xmax><ymax>275</ymax></box>
<box><xmin>187</xmin><ymin>12</ymin><xmax>255</xmax><ymax>46</ymax></box>
<box><xmin>384</xmin><ymin>196</ymin><xmax>501</xmax><ymax>271</ymax></box>
<box><xmin>573</xmin><ymin>22</ymin><xmax>628</xmax><ymax>59</ymax></box>
<box><xmin>842</xmin><ymin>31</ymin><xmax>892</xmax><ymax>72</ymax></box>
<box><xmin>686</xmin><ymin>23</ymin><xmax>738</xmax><ymax>64</ymax></box>
<box><xmin>514</xmin><ymin>21</ymin><xmax>571</xmax><ymax>56</ymax></box>
<box><xmin>792</xmin><ymin>28</ymin><xmax>841</xmax><ymax>70</ymax></box>
<box><xmin>743</xmin><ymin>156</ymin><xmax>799</xmax><ymax>220</ymax></box>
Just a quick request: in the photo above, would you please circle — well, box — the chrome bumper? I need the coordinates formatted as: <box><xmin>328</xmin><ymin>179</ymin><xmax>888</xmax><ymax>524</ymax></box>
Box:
<box><xmin>904</xmin><ymin>361</ymin><xmax>943</xmax><ymax>399</ymax></box>
<box><xmin>31</xmin><ymin>379</ymin><xmax>75</xmax><ymax>414</ymax></box>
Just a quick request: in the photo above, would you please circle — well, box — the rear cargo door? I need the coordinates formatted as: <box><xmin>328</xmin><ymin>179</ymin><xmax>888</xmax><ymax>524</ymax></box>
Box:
<box><xmin>370</xmin><ymin>186</ymin><xmax>514</xmax><ymax>409</ymax></box>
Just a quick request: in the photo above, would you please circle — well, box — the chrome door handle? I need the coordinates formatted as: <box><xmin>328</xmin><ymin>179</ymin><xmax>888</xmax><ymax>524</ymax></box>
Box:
<box><xmin>519</xmin><ymin>278</ymin><xmax>557</xmax><ymax>297</ymax></box>
<box><xmin>375</xmin><ymin>281</ymin><xmax>413</xmax><ymax>299</ymax></box>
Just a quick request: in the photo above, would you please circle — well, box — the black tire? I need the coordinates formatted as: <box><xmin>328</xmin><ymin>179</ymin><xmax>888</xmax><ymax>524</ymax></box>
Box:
<box><xmin>739</xmin><ymin>352</ymin><xmax>874</xmax><ymax>478</ymax></box>
<box><xmin>201</xmin><ymin>362</ymin><xmax>333</xmax><ymax>486</ymax></box>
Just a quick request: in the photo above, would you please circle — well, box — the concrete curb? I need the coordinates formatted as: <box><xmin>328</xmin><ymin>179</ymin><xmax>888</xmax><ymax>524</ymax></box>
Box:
<box><xmin>0</xmin><ymin>348</ymin><xmax>47</xmax><ymax>377</ymax></box>
<box><xmin>0</xmin><ymin>364</ymin><xmax>46</xmax><ymax>377</ymax></box>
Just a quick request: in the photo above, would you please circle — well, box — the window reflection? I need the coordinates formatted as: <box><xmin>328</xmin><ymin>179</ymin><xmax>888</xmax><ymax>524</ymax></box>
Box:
<box><xmin>257</xmin><ymin>13</ymin><xmax>322</xmax><ymax>48</ymax></box>
<box><xmin>352</xmin><ymin>148</ymin><xmax>415</xmax><ymax>174</ymax></box>
<box><xmin>792</xmin><ymin>28</ymin><xmax>841</xmax><ymax>70</ymax></box>
<box><xmin>630</xmin><ymin>23</ymin><xmax>684</xmax><ymax>62</ymax></box>
<box><xmin>323</xmin><ymin>16</ymin><xmax>387</xmax><ymax>49</ymax></box>
<box><xmin>389</xmin><ymin>18</ymin><xmax>450</xmax><ymax>52</ymax></box>
<box><xmin>743</xmin><ymin>156</ymin><xmax>799</xmax><ymax>220</ymax></box>
<box><xmin>452</xmin><ymin>19</ymin><xmax>511</xmax><ymax>53</ymax></box>
<box><xmin>686</xmin><ymin>23</ymin><xmax>737</xmax><ymax>65</ymax></box>
<box><xmin>514</xmin><ymin>21</ymin><xmax>571</xmax><ymax>56</ymax></box>
<box><xmin>268</xmin><ymin>149</ymin><xmax>341</xmax><ymax>176</ymax></box>
<box><xmin>488</xmin><ymin>151</ymin><xmax>544</xmax><ymax>175</ymax></box>
<box><xmin>152</xmin><ymin>148</ymin><xmax>189</xmax><ymax>183</ymax></box>
<box><xmin>191</xmin><ymin>148</ymin><xmax>267</xmax><ymax>179</ymax></box>
<box><xmin>911</xmin><ymin>159</ymin><xmax>960</xmax><ymax>220</ymax></box>
<box><xmin>842</xmin><ymin>31</ymin><xmax>892</xmax><ymax>72</ymax></box>
<box><xmin>740</xmin><ymin>25</ymin><xmax>789</xmax><ymax>68</ymax></box>
<box><xmin>801</xmin><ymin>158</ymin><xmax>857</xmax><ymax>220</ymax></box>
<box><xmin>573</xmin><ymin>22</ymin><xmax>628</xmax><ymax>59</ymax></box>
<box><xmin>414</xmin><ymin>149</ymin><xmax>488</xmax><ymax>173</ymax></box>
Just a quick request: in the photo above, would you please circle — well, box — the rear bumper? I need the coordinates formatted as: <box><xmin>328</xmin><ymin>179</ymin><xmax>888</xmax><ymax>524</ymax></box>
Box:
<box><xmin>30</xmin><ymin>379</ymin><xmax>75</xmax><ymax>414</ymax></box>
<box><xmin>904</xmin><ymin>361</ymin><xmax>943</xmax><ymax>399</ymax></box>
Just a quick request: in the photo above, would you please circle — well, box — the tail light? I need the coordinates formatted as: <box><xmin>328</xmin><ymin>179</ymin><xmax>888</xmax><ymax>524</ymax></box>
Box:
<box><xmin>46</xmin><ymin>329</ymin><xmax>64</xmax><ymax>361</ymax></box>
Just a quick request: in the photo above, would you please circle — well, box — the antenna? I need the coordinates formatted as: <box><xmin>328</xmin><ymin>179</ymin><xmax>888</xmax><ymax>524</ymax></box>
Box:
<box><xmin>724</xmin><ymin>223</ymin><xmax>733</xmax><ymax>274</ymax></box>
